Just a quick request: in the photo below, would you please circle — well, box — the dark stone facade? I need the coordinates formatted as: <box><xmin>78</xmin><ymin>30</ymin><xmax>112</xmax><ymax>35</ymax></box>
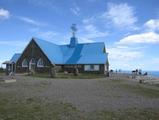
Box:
<box><xmin>16</xmin><ymin>39</ymin><xmax>51</xmax><ymax>73</ymax></box>
<box><xmin>62</xmin><ymin>64</ymin><xmax>105</xmax><ymax>74</ymax></box>
<box><xmin>15</xmin><ymin>39</ymin><xmax>107</xmax><ymax>74</ymax></box>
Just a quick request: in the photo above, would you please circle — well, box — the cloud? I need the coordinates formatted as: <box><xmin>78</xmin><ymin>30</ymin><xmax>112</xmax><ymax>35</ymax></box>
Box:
<box><xmin>82</xmin><ymin>17</ymin><xmax>95</xmax><ymax>24</ymax></box>
<box><xmin>133</xmin><ymin>57</ymin><xmax>159</xmax><ymax>71</ymax></box>
<box><xmin>27</xmin><ymin>0</ymin><xmax>58</xmax><ymax>10</ymax></box>
<box><xmin>29</xmin><ymin>27</ymin><xmax>67</xmax><ymax>44</ymax></box>
<box><xmin>0</xmin><ymin>40</ymin><xmax>27</xmax><ymax>68</ymax></box>
<box><xmin>70</xmin><ymin>4</ymin><xmax>80</xmax><ymax>16</ymax></box>
<box><xmin>117</xmin><ymin>32</ymin><xmax>159</xmax><ymax>45</ymax></box>
<box><xmin>102</xmin><ymin>3</ymin><xmax>137</xmax><ymax>28</ymax></box>
<box><xmin>107</xmin><ymin>45</ymin><xmax>143</xmax><ymax>70</ymax></box>
<box><xmin>0</xmin><ymin>8</ymin><xmax>10</xmax><ymax>19</ymax></box>
<box><xmin>151</xmin><ymin>58</ymin><xmax>159</xmax><ymax>64</ymax></box>
<box><xmin>37</xmin><ymin>31</ymin><xmax>58</xmax><ymax>40</ymax></box>
<box><xmin>81</xmin><ymin>24</ymin><xmax>108</xmax><ymax>39</ymax></box>
<box><xmin>77</xmin><ymin>24</ymin><xmax>108</xmax><ymax>43</ymax></box>
<box><xmin>0</xmin><ymin>60</ymin><xmax>5</xmax><ymax>68</ymax></box>
<box><xmin>29</xmin><ymin>27</ymin><xmax>58</xmax><ymax>39</ymax></box>
<box><xmin>87</xmin><ymin>0</ymin><xmax>97</xmax><ymax>2</ymax></box>
<box><xmin>18</xmin><ymin>16</ymin><xmax>47</xmax><ymax>26</ymax></box>
<box><xmin>0</xmin><ymin>40</ymin><xmax>27</xmax><ymax>47</ymax></box>
<box><xmin>107</xmin><ymin>47</ymin><xmax>142</xmax><ymax>61</ymax></box>
<box><xmin>144</xmin><ymin>19</ymin><xmax>159</xmax><ymax>32</ymax></box>
<box><xmin>106</xmin><ymin>17</ymin><xmax>159</xmax><ymax>70</ymax></box>
<box><xmin>79</xmin><ymin>37</ymin><xmax>94</xmax><ymax>43</ymax></box>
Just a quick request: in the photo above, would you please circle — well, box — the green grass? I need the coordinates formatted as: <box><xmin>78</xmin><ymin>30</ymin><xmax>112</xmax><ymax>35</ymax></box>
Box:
<box><xmin>0</xmin><ymin>72</ymin><xmax>5</xmax><ymax>76</ymax></box>
<box><xmin>120</xmin><ymin>84</ymin><xmax>159</xmax><ymax>98</ymax></box>
<box><xmin>105</xmin><ymin>80</ymin><xmax>159</xmax><ymax>98</ymax></box>
<box><xmin>101</xmin><ymin>79</ymin><xmax>159</xmax><ymax>98</ymax></box>
<box><xmin>0</xmin><ymin>95</ymin><xmax>83</xmax><ymax>120</ymax></box>
<box><xmin>153</xmin><ymin>84</ymin><xmax>159</xmax><ymax>87</ymax></box>
<box><xmin>0</xmin><ymin>94</ymin><xmax>158</xmax><ymax>120</ymax></box>
<box><xmin>87</xmin><ymin>109</ymin><xmax>159</xmax><ymax>120</ymax></box>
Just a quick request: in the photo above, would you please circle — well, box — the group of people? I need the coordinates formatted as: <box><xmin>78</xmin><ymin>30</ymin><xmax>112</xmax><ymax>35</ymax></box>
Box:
<box><xmin>108</xmin><ymin>69</ymin><xmax>148</xmax><ymax>79</ymax></box>
<box><xmin>132</xmin><ymin>69</ymin><xmax>148</xmax><ymax>79</ymax></box>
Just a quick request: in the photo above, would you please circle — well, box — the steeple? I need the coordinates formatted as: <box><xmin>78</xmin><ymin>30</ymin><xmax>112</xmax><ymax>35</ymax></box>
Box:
<box><xmin>70</xmin><ymin>24</ymin><xmax>78</xmax><ymax>47</ymax></box>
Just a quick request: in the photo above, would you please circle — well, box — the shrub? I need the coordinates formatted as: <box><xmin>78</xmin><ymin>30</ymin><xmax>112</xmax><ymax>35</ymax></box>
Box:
<box><xmin>0</xmin><ymin>67</ymin><xmax>4</xmax><ymax>73</ymax></box>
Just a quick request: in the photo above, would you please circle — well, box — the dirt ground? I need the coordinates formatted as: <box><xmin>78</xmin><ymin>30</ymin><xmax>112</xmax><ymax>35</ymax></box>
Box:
<box><xmin>0</xmin><ymin>74</ymin><xmax>159</xmax><ymax>112</ymax></box>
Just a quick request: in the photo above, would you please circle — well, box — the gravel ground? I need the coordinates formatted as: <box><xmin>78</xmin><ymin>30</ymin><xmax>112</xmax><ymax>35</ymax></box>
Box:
<box><xmin>0</xmin><ymin>74</ymin><xmax>159</xmax><ymax>112</ymax></box>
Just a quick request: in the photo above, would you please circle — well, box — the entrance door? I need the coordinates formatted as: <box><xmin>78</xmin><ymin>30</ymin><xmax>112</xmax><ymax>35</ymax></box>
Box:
<box><xmin>29</xmin><ymin>58</ymin><xmax>36</xmax><ymax>71</ymax></box>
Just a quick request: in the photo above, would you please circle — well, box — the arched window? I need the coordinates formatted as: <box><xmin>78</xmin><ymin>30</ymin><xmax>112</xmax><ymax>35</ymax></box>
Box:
<box><xmin>22</xmin><ymin>59</ymin><xmax>28</xmax><ymax>67</ymax></box>
<box><xmin>29</xmin><ymin>58</ymin><xmax>36</xmax><ymax>65</ymax></box>
<box><xmin>29</xmin><ymin>58</ymin><xmax>36</xmax><ymax>70</ymax></box>
<box><xmin>37</xmin><ymin>58</ymin><xmax>44</xmax><ymax>67</ymax></box>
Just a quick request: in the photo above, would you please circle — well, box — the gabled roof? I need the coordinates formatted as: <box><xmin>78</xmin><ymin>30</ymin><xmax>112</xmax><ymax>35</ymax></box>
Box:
<box><xmin>34</xmin><ymin>38</ymin><xmax>63</xmax><ymax>64</ymax></box>
<box><xmin>33</xmin><ymin>37</ymin><xmax>108</xmax><ymax>65</ymax></box>
<box><xmin>10</xmin><ymin>53</ymin><xmax>21</xmax><ymax>63</ymax></box>
<box><xmin>60</xmin><ymin>42</ymin><xmax>107</xmax><ymax>64</ymax></box>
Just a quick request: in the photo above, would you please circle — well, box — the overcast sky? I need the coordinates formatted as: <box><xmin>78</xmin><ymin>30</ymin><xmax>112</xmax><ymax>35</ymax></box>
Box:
<box><xmin>0</xmin><ymin>0</ymin><xmax>159</xmax><ymax>70</ymax></box>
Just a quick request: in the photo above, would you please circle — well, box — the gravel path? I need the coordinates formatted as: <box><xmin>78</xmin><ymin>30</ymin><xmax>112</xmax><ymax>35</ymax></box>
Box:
<box><xmin>0</xmin><ymin>75</ymin><xmax>159</xmax><ymax>112</ymax></box>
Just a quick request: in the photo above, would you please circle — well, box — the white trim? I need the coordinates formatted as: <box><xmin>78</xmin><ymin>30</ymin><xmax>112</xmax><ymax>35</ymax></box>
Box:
<box><xmin>37</xmin><ymin>58</ymin><xmax>44</xmax><ymax>67</ymax></box>
<box><xmin>29</xmin><ymin>58</ymin><xmax>36</xmax><ymax>70</ymax></box>
<box><xmin>22</xmin><ymin>59</ymin><xmax>28</xmax><ymax>67</ymax></box>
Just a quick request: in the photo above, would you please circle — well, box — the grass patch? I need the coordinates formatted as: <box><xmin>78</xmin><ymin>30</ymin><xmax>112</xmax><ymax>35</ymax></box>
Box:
<box><xmin>101</xmin><ymin>80</ymin><xmax>159</xmax><ymax>98</ymax></box>
<box><xmin>87</xmin><ymin>108</ymin><xmax>159</xmax><ymax>120</ymax></box>
<box><xmin>0</xmin><ymin>95</ymin><xmax>84</xmax><ymax>120</ymax></box>
<box><xmin>153</xmin><ymin>84</ymin><xmax>159</xmax><ymax>87</ymax></box>
<box><xmin>118</xmin><ymin>83</ymin><xmax>159</xmax><ymax>98</ymax></box>
<box><xmin>0</xmin><ymin>72</ymin><xmax>5</xmax><ymax>76</ymax></box>
<box><xmin>0</xmin><ymin>90</ymin><xmax>159</xmax><ymax>120</ymax></box>
<box><xmin>0</xmin><ymin>94</ymin><xmax>158</xmax><ymax>120</ymax></box>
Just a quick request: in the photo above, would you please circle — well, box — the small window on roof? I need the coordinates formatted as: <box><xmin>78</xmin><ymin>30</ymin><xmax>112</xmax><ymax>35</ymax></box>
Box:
<box><xmin>37</xmin><ymin>58</ymin><xmax>44</xmax><ymax>67</ymax></box>
<box><xmin>22</xmin><ymin>59</ymin><xmax>28</xmax><ymax>67</ymax></box>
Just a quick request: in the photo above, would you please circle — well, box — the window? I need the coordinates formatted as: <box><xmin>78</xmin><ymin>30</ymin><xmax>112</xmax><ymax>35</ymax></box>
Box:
<box><xmin>22</xmin><ymin>59</ymin><xmax>28</xmax><ymax>67</ymax></box>
<box><xmin>29</xmin><ymin>58</ymin><xmax>36</xmax><ymax>65</ymax></box>
<box><xmin>94</xmin><ymin>65</ymin><xmax>99</xmax><ymax>71</ymax></box>
<box><xmin>84</xmin><ymin>65</ymin><xmax>90</xmax><ymax>71</ymax></box>
<box><xmin>37</xmin><ymin>58</ymin><xmax>44</xmax><ymax>67</ymax></box>
<box><xmin>90</xmin><ymin>65</ymin><xmax>94</xmax><ymax>70</ymax></box>
<box><xmin>29</xmin><ymin>58</ymin><xmax>36</xmax><ymax>70</ymax></box>
<box><xmin>84</xmin><ymin>65</ymin><xmax>99</xmax><ymax>71</ymax></box>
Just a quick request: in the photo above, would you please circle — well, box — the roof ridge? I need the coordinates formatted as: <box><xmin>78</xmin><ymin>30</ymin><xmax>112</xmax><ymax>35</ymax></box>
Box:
<box><xmin>33</xmin><ymin>37</ymin><xmax>59</xmax><ymax>46</ymax></box>
<box><xmin>60</xmin><ymin>41</ymin><xmax>105</xmax><ymax>46</ymax></box>
<box><xmin>33</xmin><ymin>37</ymin><xmax>105</xmax><ymax>46</ymax></box>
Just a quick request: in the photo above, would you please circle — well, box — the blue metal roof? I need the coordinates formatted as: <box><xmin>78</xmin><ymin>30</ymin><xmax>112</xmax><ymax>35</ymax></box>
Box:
<box><xmin>34</xmin><ymin>38</ymin><xmax>63</xmax><ymax>64</ymax></box>
<box><xmin>33</xmin><ymin>37</ymin><xmax>108</xmax><ymax>65</ymax></box>
<box><xmin>60</xmin><ymin>42</ymin><xmax>107</xmax><ymax>64</ymax></box>
<box><xmin>10</xmin><ymin>53</ymin><xmax>21</xmax><ymax>63</ymax></box>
